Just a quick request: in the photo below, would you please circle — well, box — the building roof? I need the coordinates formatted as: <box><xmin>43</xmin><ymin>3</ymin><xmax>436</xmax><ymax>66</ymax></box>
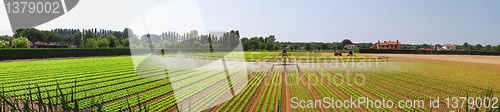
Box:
<box><xmin>344</xmin><ymin>44</ymin><xmax>357</xmax><ymax>47</ymax></box>
<box><xmin>419</xmin><ymin>48</ymin><xmax>432</xmax><ymax>51</ymax></box>
<box><xmin>374</xmin><ymin>40</ymin><xmax>401</xmax><ymax>46</ymax></box>
<box><xmin>444</xmin><ymin>44</ymin><xmax>456</xmax><ymax>47</ymax></box>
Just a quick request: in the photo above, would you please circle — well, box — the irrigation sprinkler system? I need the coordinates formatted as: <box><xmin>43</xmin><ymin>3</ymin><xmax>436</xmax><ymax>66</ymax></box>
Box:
<box><xmin>270</xmin><ymin>49</ymin><xmax>300</xmax><ymax>73</ymax></box>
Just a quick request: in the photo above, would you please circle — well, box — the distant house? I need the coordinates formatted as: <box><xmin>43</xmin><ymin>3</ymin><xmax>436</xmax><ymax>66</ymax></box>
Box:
<box><xmin>28</xmin><ymin>41</ymin><xmax>54</xmax><ymax>48</ymax></box>
<box><xmin>344</xmin><ymin>44</ymin><xmax>358</xmax><ymax>50</ymax></box>
<box><xmin>437</xmin><ymin>48</ymin><xmax>446</xmax><ymax>51</ymax></box>
<box><xmin>370</xmin><ymin>40</ymin><xmax>401</xmax><ymax>49</ymax></box>
<box><xmin>441</xmin><ymin>44</ymin><xmax>456</xmax><ymax>51</ymax></box>
<box><xmin>419</xmin><ymin>48</ymin><xmax>432</xmax><ymax>51</ymax></box>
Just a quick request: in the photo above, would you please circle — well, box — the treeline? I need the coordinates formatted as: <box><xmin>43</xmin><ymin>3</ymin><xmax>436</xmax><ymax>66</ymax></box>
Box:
<box><xmin>0</xmin><ymin>27</ymin><xmax>382</xmax><ymax>52</ymax></box>
<box><xmin>0</xmin><ymin>36</ymin><xmax>13</xmax><ymax>48</ymax></box>
<box><xmin>2</xmin><ymin>28</ymin><xmax>499</xmax><ymax>53</ymax></box>
<box><xmin>0</xmin><ymin>28</ymin><xmax>371</xmax><ymax>52</ymax></box>
<box><xmin>241</xmin><ymin>38</ymin><xmax>372</xmax><ymax>51</ymax></box>
<box><xmin>401</xmin><ymin>42</ymin><xmax>500</xmax><ymax>52</ymax></box>
<box><xmin>0</xmin><ymin>28</ymin><xmax>132</xmax><ymax>48</ymax></box>
<box><xmin>1</xmin><ymin>28</ymin><xmax>246</xmax><ymax>49</ymax></box>
<box><xmin>128</xmin><ymin>30</ymin><xmax>241</xmax><ymax>49</ymax></box>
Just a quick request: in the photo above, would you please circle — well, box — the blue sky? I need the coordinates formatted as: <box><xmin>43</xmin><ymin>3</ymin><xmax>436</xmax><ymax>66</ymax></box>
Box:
<box><xmin>197</xmin><ymin>0</ymin><xmax>500</xmax><ymax>45</ymax></box>
<box><xmin>1</xmin><ymin>0</ymin><xmax>499</xmax><ymax>45</ymax></box>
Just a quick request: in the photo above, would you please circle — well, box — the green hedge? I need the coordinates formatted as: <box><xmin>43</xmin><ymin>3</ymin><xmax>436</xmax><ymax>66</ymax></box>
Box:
<box><xmin>0</xmin><ymin>48</ymin><xmax>132</xmax><ymax>60</ymax></box>
<box><xmin>0</xmin><ymin>48</ymin><xmax>239</xmax><ymax>60</ymax></box>
<box><xmin>359</xmin><ymin>49</ymin><xmax>500</xmax><ymax>55</ymax></box>
<box><xmin>37</xmin><ymin>44</ymin><xmax>69</xmax><ymax>48</ymax></box>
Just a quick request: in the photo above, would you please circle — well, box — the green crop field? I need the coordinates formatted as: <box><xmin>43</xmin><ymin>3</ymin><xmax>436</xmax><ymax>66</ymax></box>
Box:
<box><xmin>0</xmin><ymin>52</ymin><xmax>498</xmax><ymax>112</ymax></box>
<box><xmin>179</xmin><ymin>52</ymin><xmax>387</xmax><ymax>62</ymax></box>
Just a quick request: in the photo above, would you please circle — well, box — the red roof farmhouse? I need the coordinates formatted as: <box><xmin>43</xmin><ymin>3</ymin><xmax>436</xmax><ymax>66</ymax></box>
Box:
<box><xmin>440</xmin><ymin>44</ymin><xmax>457</xmax><ymax>51</ymax></box>
<box><xmin>370</xmin><ymin>40</ymin><xmax>401</xmax><ymax>49</ymax></box>
<box><xmin>344</xmin><ymin>44</ymin><xmax>358</xmax><ymax>50</ymax></box>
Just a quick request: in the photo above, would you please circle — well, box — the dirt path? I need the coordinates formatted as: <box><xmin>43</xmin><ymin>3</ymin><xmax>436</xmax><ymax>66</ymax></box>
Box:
<box><xmin>241</xmin><ymin>67</ymin><xmax>269</xmax><ymax>111</ymax></box>
<box><xmin>366</xmin><ymin>53</ymin><xmax>500</xmax><ymax>66</ymax></box>
<box><xmin>230</xmin><ymin>68</ymin><xmax>268</xmax><ymax>111</ymax></box>
<box><xmin>177</xmin><ymin>70</ymin><xmax>246</xmax><ymax>112</ymax></box>
<box><xmin>165</xmin><ymin>106</ymin><xmax>178</xmax><ymax>112</ymax></box>
<box><xmin>282</xmin><ymin>67</ymin><xmax>292</xmax><ymax>112</ymax></box>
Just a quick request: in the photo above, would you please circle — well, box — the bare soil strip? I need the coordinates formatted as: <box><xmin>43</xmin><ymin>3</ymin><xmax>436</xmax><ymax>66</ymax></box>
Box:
<box><xmin>243</xmin><ymin>68</ymin><xmax>270</xmax><ymax>112</ymax></box>
<box><xmin>272</xmin><ymin>69</ymin><xmax>280</xmax><ymax>112</ymax></box>
<box><xmin>206</xmin><ymin>71</ymin><xmax>250</xmax><ymax>112</ymax></box>
<box><xmin>230</xmin><ymin>69</ymin><xmax>268</xmax><ymax>111</ymax></box>
<box><xmin>204</xmin><ymin>66</ymin><xmax>263</xmax><ymax>112</ymax></box>
<box><xmin>263</xmin><ymin>68</ymin><xmax>277</xmax><ymax>112</ymax></box>
<box><xmin>296</xmin><ymin>68</ymin><xmax>331</xmax><ymax>112</ymax></box>
<box><xmin>282</xmin><ymin>67</ymin><xmax>292</xmax><ymax>112</ymax></box>
<box><xmin>366</xmin><ymin>53</ymin><xmax>500</xmax><ymax>67</ymax></box>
